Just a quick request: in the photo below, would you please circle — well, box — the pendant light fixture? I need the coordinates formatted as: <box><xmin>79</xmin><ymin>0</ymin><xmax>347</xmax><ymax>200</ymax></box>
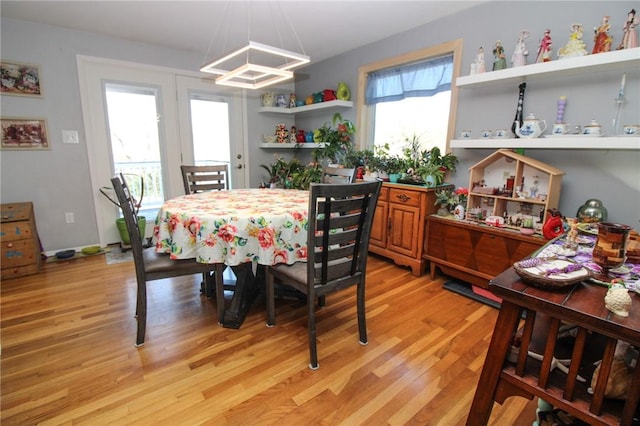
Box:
<box><xmin>200</xmin><ymin>2</ymin><xmax>309</xmax><ymax>89</ymax></box>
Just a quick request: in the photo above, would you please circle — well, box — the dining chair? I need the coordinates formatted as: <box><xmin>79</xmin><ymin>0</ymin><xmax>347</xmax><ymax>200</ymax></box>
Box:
<box><xmin>321</xmin><ymin>166</ymin><xmax>356</xmax><ymax>184</ymax></box>
<box><xmin>110</xmin><ymin>174</ymin><xmax>225</xmax><ymax>346</ymax></box>
<box><xmin>265</xmin><ymin>180</ymin><xmax>382</xmax><ymax>369</ymax></box>
<box><xmin>180</xmin><ymin>164</ymin><xmax>230</xmax><ymax>297</ymax></box>
<box><xmin>180</xmin><ymin>164</ymin><xmax>229</xmax><ymax>194</ymax></box>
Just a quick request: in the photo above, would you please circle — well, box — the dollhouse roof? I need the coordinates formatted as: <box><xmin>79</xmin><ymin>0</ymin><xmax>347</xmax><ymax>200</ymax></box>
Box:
<box><xmin>468</xmin><ymin>149</ymin><xmax>565</xmax><ymax>176</ymax></box>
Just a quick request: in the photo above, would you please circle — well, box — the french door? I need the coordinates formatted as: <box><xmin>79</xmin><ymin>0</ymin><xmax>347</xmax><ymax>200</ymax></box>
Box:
<box><xmin>77</xmin><ymin>56</ymin><xmax>247</xmax><ymax>246</ymax></box>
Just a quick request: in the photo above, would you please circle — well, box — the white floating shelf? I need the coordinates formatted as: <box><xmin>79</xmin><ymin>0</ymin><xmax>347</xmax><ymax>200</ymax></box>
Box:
<box><xmin>258</xmin><ymin>100</ymin><xmax>353</xmax><ymax>115</ymax></box>
<box><xmin>450</xmin><ymin>136</ymin><xmax>640</xmax><ymax>150</ymax></box>
<box><xmin>259</xmin><ymin>143</ymin><xmax>326</xmax><ymax>149</ymax></box>
<box><xmin>456</xmin><ymin>48</ymin><xmax>640</xmax><ymax>88</ymax></box>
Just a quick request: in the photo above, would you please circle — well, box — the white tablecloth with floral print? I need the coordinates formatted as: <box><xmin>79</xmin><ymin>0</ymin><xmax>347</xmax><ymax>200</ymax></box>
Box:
<box><xmin>154</xmin><ymin>189</ymin><xmax>309</xmax><ymax>266</ymax></box>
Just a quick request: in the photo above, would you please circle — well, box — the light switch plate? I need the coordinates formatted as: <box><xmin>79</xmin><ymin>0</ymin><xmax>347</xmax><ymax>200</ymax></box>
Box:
<box><xmin>62</xmin><ymin>130</ymin><xmax>79</xmax><ymax>144</ymax></box>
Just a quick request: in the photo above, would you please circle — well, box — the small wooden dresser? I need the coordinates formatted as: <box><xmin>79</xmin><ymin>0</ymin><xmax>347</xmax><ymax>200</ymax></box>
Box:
<box><xmin>1</xmin><ymin>202</ymin><xmax>42</xmax><ymax>279</ymax></box>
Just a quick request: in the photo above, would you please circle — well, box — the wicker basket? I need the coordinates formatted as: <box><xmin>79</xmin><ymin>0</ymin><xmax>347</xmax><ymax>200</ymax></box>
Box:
<box><xmin>513</xmin><ymin>258</ymin><xmax>592</xmax><ymax>290</ymax></box>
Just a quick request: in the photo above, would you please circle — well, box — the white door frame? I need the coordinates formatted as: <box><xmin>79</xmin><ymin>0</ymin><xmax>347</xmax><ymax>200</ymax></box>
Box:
<box><xmin>77</xmin><ymin>55</ymin><xmax>248</xmax><ymax>246</ymax></box>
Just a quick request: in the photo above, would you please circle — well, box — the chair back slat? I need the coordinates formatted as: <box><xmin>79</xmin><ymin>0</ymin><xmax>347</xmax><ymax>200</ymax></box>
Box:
<box><xmin>321</xmin><ymin>167</ymin><xmax>356</xmax><ymax>184</ymax></box>
<box><xmin>181</xmin><ymin>165</ymin><xmax>229</xmax><ymax>194</ymax></box>
<box><xmin>307</xmin><ymin>181</ymin><xmax>381</xmax><ymax>290</ymax></box>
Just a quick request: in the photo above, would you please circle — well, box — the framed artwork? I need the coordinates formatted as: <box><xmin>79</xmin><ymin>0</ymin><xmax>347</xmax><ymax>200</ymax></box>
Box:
<box><xmin>1</xmin><ymin>61</ymin><xmax>42</xmax><ymax>97</ymax></box>
<box><xmin>1</xmin><ymin>117</ymin><xmax>50</xmax><ymax>150</ymax></box>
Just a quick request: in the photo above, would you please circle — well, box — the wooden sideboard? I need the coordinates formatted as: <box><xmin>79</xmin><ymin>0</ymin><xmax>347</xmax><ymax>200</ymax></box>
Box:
<box><xmin>369</xmin><ymin>183</ymin><xmax>445</xmax><ymax>276</ymax></box>
<box><xmin>424</xmin><ymin>215</ymin><xmax>546</xmax><ymax>289</ymax></box>
<box><xmin>1</xmin><ymin>202</ymin><xmax>42</xmax><ymax>279</ymax></box>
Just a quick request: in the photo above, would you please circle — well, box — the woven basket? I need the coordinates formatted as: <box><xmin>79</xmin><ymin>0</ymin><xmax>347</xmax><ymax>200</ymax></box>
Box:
<box><xmin>513</xmin><ymin>258</ymin><xmax>592</xmax><ymax>290</ymax></box>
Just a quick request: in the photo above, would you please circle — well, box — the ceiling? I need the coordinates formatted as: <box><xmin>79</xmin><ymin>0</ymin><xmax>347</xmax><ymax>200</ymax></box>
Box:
<box><xmin>1</xmin><ymin>1</ymin><xmax>486</xmax><ymax>66</ymax></box>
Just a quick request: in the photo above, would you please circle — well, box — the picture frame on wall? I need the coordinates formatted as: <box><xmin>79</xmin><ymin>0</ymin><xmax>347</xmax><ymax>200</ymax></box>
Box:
<box><xmin>0</xmin><ymin>61</ymin><xmax>43</xmax><ymax>97</ymax></box>
<box><xmin>1</xmin><ymin>117</ymin><xmax>50</xmax><ymax>150</ymax></box>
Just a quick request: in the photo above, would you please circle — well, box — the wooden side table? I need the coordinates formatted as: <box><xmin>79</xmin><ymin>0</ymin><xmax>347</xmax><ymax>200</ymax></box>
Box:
<box><xmin>1</xmin><ymin>202</ymin><xmax>42</xmax><ymax>279</ymax></box>
<box><xmin>467</xmin><ymin>267</ymin><xmax>640</xmax><ymax>425</ymax></box>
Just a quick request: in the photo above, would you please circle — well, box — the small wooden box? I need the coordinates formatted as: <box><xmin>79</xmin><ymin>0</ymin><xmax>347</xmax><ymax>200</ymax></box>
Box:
<box><xmin>1</xmin><ymin>202</ymin><xmax>42</xmax><ymax>279</ymax></box>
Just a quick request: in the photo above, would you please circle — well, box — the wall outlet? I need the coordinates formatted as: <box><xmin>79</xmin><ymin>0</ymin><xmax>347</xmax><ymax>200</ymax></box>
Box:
<box><xmin>62</xmin><ymin>130</ymin><xmax>80</xmax><ymax>144</ymax></box>
<box><xmin>65</xmin><ymin>212</ymin><xmax>75</xmax><ymax>224</ymax></box>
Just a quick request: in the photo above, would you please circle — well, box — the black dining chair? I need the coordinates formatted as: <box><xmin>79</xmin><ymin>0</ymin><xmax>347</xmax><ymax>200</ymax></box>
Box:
<box><xmin>180</xmin><ymin>164</ymin><xmax>229</xmax><ymax>194</ymax></box>
<box><xmin>265</xmin><ymin>180</ymin><xmax>382</xmax><ymax>369</ymax></box>
<box><xmin>321</xmin><ymin>166</ymin><xmax>356</xmax><ymax>184</ymax></box>
<box><xmin>110</xmin><ymin>174</ymin><xmax>225</xmax><ymax>346</ymax></box>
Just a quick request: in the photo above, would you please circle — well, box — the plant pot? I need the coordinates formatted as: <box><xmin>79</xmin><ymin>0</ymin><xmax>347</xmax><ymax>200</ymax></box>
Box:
<box><xmin>116</xmin><ymin>216</ymin><xmax>146</xmax><ymax>245</ymax></box>
<box><xmin>389</xmin><ymin>173</ymin><xmax>400</xmax><ymax>183</ymax></box>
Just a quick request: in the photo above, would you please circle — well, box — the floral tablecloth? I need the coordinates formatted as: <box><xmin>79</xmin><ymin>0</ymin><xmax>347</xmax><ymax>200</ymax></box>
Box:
<box><xmin>154</xmin><ymin>189</ymin><xmax>309</xmax><ymax>266</ymax></box>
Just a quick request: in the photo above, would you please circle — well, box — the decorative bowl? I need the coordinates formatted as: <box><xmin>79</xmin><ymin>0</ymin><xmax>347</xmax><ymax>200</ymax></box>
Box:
<box><xmin>513</xmin><ymin>258</ymin><xmax>591</xmax><ymax>289</ymax></box>
<box><xmin>81</xmin><ymin>245</ymin><xmax>101</xmax><ymax>255</ymax></box>
<box><xmin>55</xmin><ymin>249</ymin><xmax>76</xmax><ymax>259</ymax></box>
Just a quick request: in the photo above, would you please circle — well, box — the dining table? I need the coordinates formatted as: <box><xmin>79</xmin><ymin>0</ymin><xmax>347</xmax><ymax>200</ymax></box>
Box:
<box><xmin>153</xmin><ymin>188</ymin><xmax>310</xmax><ymax>328</ymax></box>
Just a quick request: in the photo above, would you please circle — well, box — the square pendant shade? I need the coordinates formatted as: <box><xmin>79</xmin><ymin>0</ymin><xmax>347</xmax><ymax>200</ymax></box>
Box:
<box><xmin>200</xmin><ymin>41</ymin><xmax>309</xmax><ymax>89</ymax></box>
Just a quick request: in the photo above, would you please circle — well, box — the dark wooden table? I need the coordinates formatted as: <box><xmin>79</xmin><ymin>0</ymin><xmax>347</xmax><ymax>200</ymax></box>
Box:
<box><xmin>467</xmin><ymin>267</ymin><xmax>640</xmax><ymax>425</ymax></box>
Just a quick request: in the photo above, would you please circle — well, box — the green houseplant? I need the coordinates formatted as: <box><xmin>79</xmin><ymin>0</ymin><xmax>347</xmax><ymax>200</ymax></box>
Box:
<box><xmin>312</xmin><ymin>113</ymin><xmax>356</xmax><ymax>164</ymax></box>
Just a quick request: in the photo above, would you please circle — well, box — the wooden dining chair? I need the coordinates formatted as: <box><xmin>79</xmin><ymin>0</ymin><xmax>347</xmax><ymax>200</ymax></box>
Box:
<box><xmin>180</xmin><ymin>164</ymin><xmax>230</xmax><ymax>297</ymax></box>
<box><xmin>265</xmin><ymin>180</ymin><xmax>382</xmax><ymax>369</ymax></box>
<box><xmin>111</xmin><ymin>174</ymin><xmax>225</xmax><ymax>346</ymax></box>
<box><xmin>321</xmin><ymin>166</ymin><xmax>356</xmax><ymax>184</ymax></box>
<box><xmin>180</xmin><ymin>164</ymin><xmax>229</xmax><ymax>194</ymax></box>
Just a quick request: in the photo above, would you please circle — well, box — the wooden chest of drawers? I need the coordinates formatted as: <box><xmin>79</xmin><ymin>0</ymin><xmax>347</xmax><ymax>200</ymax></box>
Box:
<box><xmin>1</xmin><ymin>202</ymin><xmax>42</xmax><ymax>279</ymax></box>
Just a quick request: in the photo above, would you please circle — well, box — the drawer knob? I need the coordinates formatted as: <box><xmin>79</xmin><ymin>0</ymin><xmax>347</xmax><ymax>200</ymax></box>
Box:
<box><xmin>396</xmin><ymin>194</ymin><xmax>410</xmax><ymax>202</ymax></box>
<box><xmin>7</xmin><ymin>243</ymin><xmax>13</xmax><ymax>248</ymax></box>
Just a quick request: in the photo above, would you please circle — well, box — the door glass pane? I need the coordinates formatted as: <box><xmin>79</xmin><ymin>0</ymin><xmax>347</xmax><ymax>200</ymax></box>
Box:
<box><xmin>105</xmin><ymin>83</ymin><xmax>164</xmax><ymax>219</ymax></box>
<box><xmin>190</xmin><ymin>95</ymin><xmax>232</xmax><ymax>186</ymax></box>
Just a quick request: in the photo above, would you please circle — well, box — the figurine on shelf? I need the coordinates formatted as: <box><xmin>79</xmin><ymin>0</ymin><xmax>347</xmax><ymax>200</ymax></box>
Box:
<box><xmin>289</xmin><ymin>126</ymin><xmax>297</xmax><ymax>144</ymax></box>
<box><xmin>593</xmin><ymin>16</ymin><xmax>613</xmax><ymax>54</ymax></box>
<box><xmin>511</xmin><ymin>30</ymin><xmax>529</xmax><ymax>67</ymax></box>
<box><xmin>536</xmin><ymin>29</ymin><xmax>553</xmax><ymax>63</ymax></box>
<box><xmin>618</xmin><ymin>9</ymin><xmax>638</xmax><ymax>50</ymax></box>
<box><xmin>558</xmin><ymin>24</ymin><xmax>588</xmax><ymax>59</ymax></box>
<box><xmin>492</xmin><ymin>40</ymin><xmax>507</xmax><ymax>71</ymax></box>
<box><xmin>470</xmin><ymin>46</ymin><xmax>486</xmax><ymax>74</ymax></box>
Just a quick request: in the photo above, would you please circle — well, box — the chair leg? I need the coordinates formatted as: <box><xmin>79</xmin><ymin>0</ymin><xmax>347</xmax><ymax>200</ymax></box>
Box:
<box><xmin>214</xmin><ymin>264</ymin><xmax>225</xmax><ymax>325</ymax></box>
<box><xmin>203</xmin><ymin>271</ymin><xmax>215</xmax><ymax>298</ymax></box>
<box><xmin>265</xmin><ymin>268</ymin><xmax>275</xmax><ymax>327</ymax></box>
<box><xmin>135</xmin><ymin>281</ymin><xmax>147</xmax><ymax>347</ymax></box>
<box><xmin>317</xmin><ymin>295</ymin><xmax>326</xmax><ymax>307</ymax></box>
<box><xmin>308</xmin><ymin>293</ymin><xmax>319</xmax><ymax>370</ymax></box>
<box><xmin>357</xmin><ymin>282</ymin><xmax>368</xmax><ymax>345</ymax></box>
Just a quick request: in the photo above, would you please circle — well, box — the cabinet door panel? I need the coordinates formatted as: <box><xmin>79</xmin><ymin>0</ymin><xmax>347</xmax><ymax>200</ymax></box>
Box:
<box><xmin>370</xmin><ymin>201</ymin><xmax>388</xmax><ymax>248</ymax></box>
<box><xmin>389</xmin><ymin>204</ymin><xmax>420</xmax><ymax>256</ymax></box>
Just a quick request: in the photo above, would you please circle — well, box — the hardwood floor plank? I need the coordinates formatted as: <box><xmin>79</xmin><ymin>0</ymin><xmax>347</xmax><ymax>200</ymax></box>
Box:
<box><xmin>1</xmin><ymin>253</ymin><xmax>537</xmax><ymax>425</ymax></box>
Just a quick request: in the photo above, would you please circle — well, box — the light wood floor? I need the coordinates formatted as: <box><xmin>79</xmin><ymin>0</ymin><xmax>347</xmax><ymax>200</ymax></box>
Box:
<box><xmin>1</xmin><ymin>253</ymin><xmax>537</xmax><ymax>425</ymax></box>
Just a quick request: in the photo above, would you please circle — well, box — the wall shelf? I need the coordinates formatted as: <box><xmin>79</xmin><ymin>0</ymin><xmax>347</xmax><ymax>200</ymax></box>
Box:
<box><xmin>450</xmin><ymin>136</ymin><xmax>640</xmax><ymax>150</ymax></box>
<box><xmin>259</xmin><ymin>143</ymin><xmax>325</xmax><ymax>149</ymax></box>
<box><xmin>258</xmin><ymin>100</ymin><xmax>353</xmax><ymax>115</ymax></box>
<box><xmin>456</xmin><ymin>47</ymin><xmax>640</xmax><ymax>88</ymax></box>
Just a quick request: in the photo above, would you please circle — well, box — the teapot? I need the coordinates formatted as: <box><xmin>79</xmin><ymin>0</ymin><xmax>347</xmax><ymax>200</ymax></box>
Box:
<box><xmin>514</xmin><ymin>113</ymin><xmax>547</xmax><ymax>138</ymax></box>
<box><xmin>260</xmin><ymin>92</ymin><xmax>275</xmax><ymax>107</ymax></box>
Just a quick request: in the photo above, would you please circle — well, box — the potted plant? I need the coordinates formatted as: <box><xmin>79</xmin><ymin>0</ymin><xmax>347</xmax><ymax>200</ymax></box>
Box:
<box><xmin>312</xmin><ymin>113</ymin><xmax>356</xmax><ymax>164</ymax></box>
<box><xmin>100</xmin><ymin>174</ymin><xmax>146</xmax><ymax>248</ymax></box>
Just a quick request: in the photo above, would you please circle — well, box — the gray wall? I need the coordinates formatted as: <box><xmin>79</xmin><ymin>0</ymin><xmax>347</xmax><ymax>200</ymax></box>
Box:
<box><xmin>296</xmin><ymin>0</ymin><xmax>639</xmax><ymax>229</ymax></box>
<box><xmin>2</xmin><ymin>1</ymin><xmax>639</xmax><ymax>253</ymax></box>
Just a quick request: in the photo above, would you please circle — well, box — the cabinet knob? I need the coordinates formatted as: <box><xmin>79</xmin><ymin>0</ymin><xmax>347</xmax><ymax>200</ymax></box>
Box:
<box><xmin>396</xmin><ymin>194</ymin><xmax>410</xmax><ymax>202</ymax></box>
<box><xmin>7</xmin><ymin>243</ymin><xmax>13</xmax><ymax>248</ymax></box>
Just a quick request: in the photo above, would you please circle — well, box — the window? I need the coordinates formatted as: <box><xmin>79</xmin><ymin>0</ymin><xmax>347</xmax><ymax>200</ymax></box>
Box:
<box><xmin>356</xmin><ymin>39</ymin><xmax>462</xmax><ymax>155</ymax></box>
